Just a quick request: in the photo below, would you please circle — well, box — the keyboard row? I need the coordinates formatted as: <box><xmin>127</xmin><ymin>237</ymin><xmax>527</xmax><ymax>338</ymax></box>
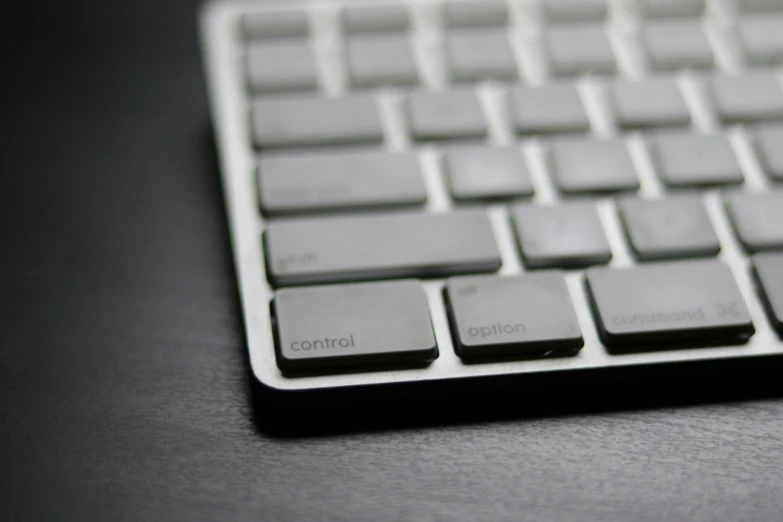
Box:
<box><xmin>250</xmin><ymin>75</ymin><xmax>783</xmax><ymax>148</ymax></box>
<box><xmin>245</xmin><ymin>19</ymin><xmax>783</xmax><ymax>94</ymax></box>
<box><xmin>273</xmin><ymin>255</ymin><xmax>783</xmax><ymax>372</ymax></box>
<box><xmin>241</xmin><ymin>0</ymin><xmax>783</xmax><ymax>40</ymax></box>
<box><xmin>263</xmin><ymin>193</ymin><xmax>783</xmax><ymax>287</ymax></box>
<box><xmin>258</xmin><ymin>132</ymin><xmax>783</xmax><ymax>214</ymax></box>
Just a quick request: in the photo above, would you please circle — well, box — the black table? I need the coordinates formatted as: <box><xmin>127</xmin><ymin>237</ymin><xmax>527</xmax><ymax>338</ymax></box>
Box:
<box><xmin>4</xmin><ymin>2</ymin><xmax>783</xmax><ymax>520</ymax></box>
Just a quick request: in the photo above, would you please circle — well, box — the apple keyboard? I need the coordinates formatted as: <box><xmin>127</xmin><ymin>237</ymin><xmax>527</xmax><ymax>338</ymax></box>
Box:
<box><xmin>199</xmin><ymin>0</ymin><xmax>783</xmax><ymax>393</ymax></box>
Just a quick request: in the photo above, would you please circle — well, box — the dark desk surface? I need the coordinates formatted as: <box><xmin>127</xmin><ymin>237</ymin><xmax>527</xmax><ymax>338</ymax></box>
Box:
<box><xmin>4</xmin><ymin>2</ymin><xmax>783</xmax><ymax>521</ymax></box>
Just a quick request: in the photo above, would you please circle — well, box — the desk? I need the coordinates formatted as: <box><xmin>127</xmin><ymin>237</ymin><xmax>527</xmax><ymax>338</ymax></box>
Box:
<box><xmin>3</xmin><ymin>1</ymin><xmax>783</xmax><ymax>520</ymax></box>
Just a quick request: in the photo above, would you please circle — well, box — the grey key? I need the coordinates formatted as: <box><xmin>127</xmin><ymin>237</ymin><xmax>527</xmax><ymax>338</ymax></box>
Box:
<box><xmin>265</xmin><ymin>211</ymin><xmax>502</xmax><ymax>286</ymax></box>
<box><xmin>545</xmin><ymin>25</ymin><xmax>617</xmax><ymax>77</ymax></box>
<box><xmin>619</xmin><ymin>197</ymin><xmax>721</xmax><ymax>261</ymax></box>
<box><xmin>650</xmin><ymin>132</ymin><xmax>744</xmax><ymax>188</ymax></box>
<box><xmin>251</xmin><ymin>95</ymin><xmax>384</xmax><ymax>149</ymax></box>
<box><xmin>586</xmin><ymin>260</ymin><xmax>755</xmax><ymax>348</ymax></box>
<box><xmin>643</xmin><ymin>21</ymin><xmax>714</xmax><ymax>71</ymax></box>
<box><xmin>738</xmin><ymin>16</ymin><xmax>783</xmax><ymax>66</ymax></box>
<box><xmin>406</xmin><ymin>89</ymin><xmax>488</xmax><ymax>140</ymax></box>
<box><xmin>445</xmin><ymin>274</ymin><xmax>583</xmax><ymax>359</ymax></box>
<box><xmin>610</xmin><ymin>78</ymin><xmax>691</xmax><ymax>129</ymax></box>
<box><xmin>540</xmin><ymin>0</ymin><xmax>608</xmax><ymax>24</ymax></box>
<box><xmin>242</xmin><ymin>9</ymin><xmax>309</xmax><ymax>40</ymax></box>
<box><xmin>512</xmin><ymin>203</ymin><xmax>613</xmax><ymax>268</ymax></box>
<box><xmin>342</xmin><ymin>4</ymin><xmax>410</xmax><ymax>34</ymax></box>
<box><xmin>446</xmin><ymin>30</ymin><xmax>519</xmax><ymax>82</ymax></box>
<box><xmin>258</xmin><ymin>151</ymin><xmax>426</xmax><ymax>216</ymax></box>
<box><xmin>736</xmin><ymin>0</ymin><xmax>783</xmax><ymax>14</ymax></box>
<box><xmin>274</xmin><ymin>280</ymin><xmax>437</xmax><ymax>372</ymax></box>
<box><xmin>754</xmin><ymin>123</ymin><xmax>783</xmax><ymax>181</ymax></box>
<box><xmin>548</xmin><ymin>138</ymin><xmax>640</xmax><ymax>194</ymax></box>
<box><xmin>346</xmin><ymin>35</ymin><xmax>419</xmax><ymax>87</ymax></box>
<box><xmin>245</xmin><ymin>41</ymin><xmax>318</xmax><ymax>94</ymax></box>
<box><xmin>709</xmin><ymin>73</ymin><xmax>783</xmax><ymax>123</ymax></box>
<box><xmin>443</xmin><ymin>0</ymin><xmax>509</xmax><ymax>28</ymax></box>
<box><xmin>444</xmin><ymin>146</ymin><xmax>534</xmax><ymax>201</ymax></box>
<box><xmin>753</xmin><ymin>252</ymin><xmax>783</xmax><ymax>335</ymax></box>
<box><xmin>512</xmin><ymin>83</ymin><xmax>591</xmax><ymax>134</ymax></box>
<box><xmin>725</xmin><ymin>192</ymin><xmax>783</xmax><ymax>252</ymax></box>
<box><xmin>638</xmin><ymin>0</ymin><xmax>705</xmax><ymax>18</ymax></box>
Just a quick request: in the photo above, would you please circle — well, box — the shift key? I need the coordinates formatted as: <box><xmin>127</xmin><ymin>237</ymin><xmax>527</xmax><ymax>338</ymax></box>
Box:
<box><xmin>265</xmin><ymin>211</ymin><xmax>502</xmax><ymax>286</ymax></box>
<box><xmin>274</xmin><ymin>280</ymin><xmax>438</xmax><ymax>372</ymax></box>
<box><xmin>586</xmin><ymin>260</ymin><xmax>754</xmax><ymax>349</ymax></box>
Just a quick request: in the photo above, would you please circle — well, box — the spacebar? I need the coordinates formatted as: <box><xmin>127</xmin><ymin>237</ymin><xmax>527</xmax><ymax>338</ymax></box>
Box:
<box><xmin>265</xmin><ymin>211</ymin><xmax>502</xmax><ymax>286</ymax></box>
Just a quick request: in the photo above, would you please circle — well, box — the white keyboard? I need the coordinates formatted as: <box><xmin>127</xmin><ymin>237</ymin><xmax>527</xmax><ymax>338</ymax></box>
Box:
<box><xmin>200</xmin><ymin>0</ymin><xmax>783</xmax><ymax>393</ymax></box>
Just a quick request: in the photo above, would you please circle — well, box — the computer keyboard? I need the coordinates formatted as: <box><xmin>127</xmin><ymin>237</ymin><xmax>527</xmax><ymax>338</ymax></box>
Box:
<box><xmin>199</xmin><ymin>0</ymin><xmax>783</xmax><ymax>393</ymax></box>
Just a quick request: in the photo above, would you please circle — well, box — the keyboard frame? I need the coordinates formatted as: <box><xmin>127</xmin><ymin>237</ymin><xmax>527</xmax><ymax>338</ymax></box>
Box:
<box><xmin>200</xmin><ymin>0</ymin><xmax>783</xmax><ymax>393</ymax></box>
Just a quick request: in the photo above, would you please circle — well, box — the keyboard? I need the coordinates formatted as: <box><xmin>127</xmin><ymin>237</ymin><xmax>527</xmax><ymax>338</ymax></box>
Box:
<box><xmin>199</xmin><ymin>0</ymin><xmax>783</xmax><ymax>394</ymax></box>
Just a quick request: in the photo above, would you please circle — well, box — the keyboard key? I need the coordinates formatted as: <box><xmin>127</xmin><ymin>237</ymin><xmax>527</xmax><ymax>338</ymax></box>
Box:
<box><xmin>245</xmin><ymin>41</ymin><xmax>318</xmax><ymax>94</ymax></box>
<box><xmin>643</xmin><ymin>21</ymin><xmax>714</xmax><ymax>71</ymax></box>
<box><xmin>446</xmin><ymin>30</ymin><xmax>518</xmax><ymax>82</ymax></box>
<box><xmin>709</xmin><ymin>73</ymin><xmax>783</xmax><ymax>123</ymax></box>
<box><xmin>736</xmin><ymin>0</ymin><xmax>783</xmax><ymax>14</ymax></box>
<box><xmin>610</xmin><ymin>78</ymin><xmax>691</xmax><ymax>129</ymax></box>
<box><xmin>265</xmin><ymin>211</ymin><xmax>502</xmax><ymax>286</ymax></box>
<box><xmin>346</xmin><ymin>35</ymin><xmax>419</xmax><ymax>87</ymax></box>
<box><xmin>406</xmin><ymin>89</ymin><xmax>488</xmax><ymax>140</ymax></box>
<box><xmin>754</xmin><ymin>123</ymin><xmax>783</xmax><ymax>181</ymax></box>
<box><xmin>586</xmin><ymin>260</ymin><xmax>755</xmax><ymax>348</ymax></box>
<box><xmin>258</xmin><ymin>151</ymin><xmax>426</xmax><ymax>216</ymax></box>
<box><xmin>650</xmin><ymin>132</ymin><xmax>744</xmax><ymax>188</ymax></box>
<box><xmin>445</xmin><ymin>146</ymin><xmax>534</xmax><ymax>201</ymax></box>
<box><xmin>545</xmin><ymin>25</ymin><xmax>617</xmax><ymax>77</ymax></box>
<box><xmin>753</xmin><ymin>252</ymin><xmax>783</xmax><ymax>334</ymax></box>
<box><xmin>342</xmin><ymin>3</ymin><xmax>410</xmax><ymax>34</ymax></box>
<box><xmin>242</xmin><ymin>9</ymin><xmax>309</xmax><ymax>40</ymax></box>
<box><xmin>725</xmin><ymin>192</ymin><xmax>783</xmax><ymax>252</ymax></box>
<box><xmin>619</xmin><ymin>197</ymin><xmax>721</xmax><ymax>261</ymax></box>
<box><xmin>548</xmin><ymin>138</ymin><xmax>640</xmax><ymax>194</ymax></box>
<box><xmin>540</xmin><ymin>0</ymin><xmax>608</xmax><ymax>24</ymax></box>
<box><xmin>638</xmin><ymin>0</ymin><xmax>705</xmax><ymax>18</ymax></box>
<box><xmin>511</xmin><ymin>83</ymin><xmax>591</xmax><ymax>134</ymax></box>
<box><xmin>445</xmin><ymin>274</ymin><xmax>583</xmax><ymax>359</ymax></box>
<box><xmin>443</xmin><ymin>0</ymin><xmax>509</xmax><ymax>28</ymax></box>
<box><xmin>511</xmin><ymin>203</ymin><xmax>612</xmax><ymax>268</ymax></box>
<box><xmin>251</xmin><ymin>95</ymin><xmax>384</xmax><ymax>149</ymax></box>
<box><xmin>738</xmin><ymin>16</ymin><xmax>783</xmax><ymax>66</ymax></box>
<box><xmin>274</xmin><ymin>280</ymin><xmax>437</xmax><ymax>372</ymax></box>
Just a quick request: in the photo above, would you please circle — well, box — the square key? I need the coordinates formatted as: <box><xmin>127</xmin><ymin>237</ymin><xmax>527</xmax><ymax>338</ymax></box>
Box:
<box><xmin>242</xmin><ymin>9</ymin><xmax>309</xmax><ymax>40</ymax></box>
<box><xmin>548</xmin><ymin>138</ymin><xmax>640</xmax><ymax>194</ymax></box>
<box><xmin>753</xmin><ymin>252</ymin><xmax>783</xmax><ymax>335</ymax></box>
<box><xmin>406</xmin><ymin>89</ymin><xmax>488</xmax><ymax>140</ymax></box>
<box><xmin>725</xmin><ymin>192</ymin><xmax>783</xmax><ymax>252</ymax></box>
<box><xmin>545</xmin><ymin>25</ymin><xmax>617</xmax><ymax>77</ymax></box>
<box><xmin>443</xmin><ymin>0</ymin><xmax>509</xmax><ymax>28</ymax></box>
<box><xmin>736</xmin><ymin>0</ymin><xmax>783</xmax><ymax>14</ymax></box>
<box><xmin>738</xmin><ymin>16</ymin><xmax>783</xmax><ymax>66</ymax></box>
<box><xmin>540</xmin><ymin>0</ymin><xmax>608</xmax><ymax>24</ymax></box>
<box><xmin>444</xmin><ymin>146</ymin><xmax>534</xmax><ymax>201</ymax></box>
<box><xmin>709</xmin><ymin>73</ymin><xmax>783</xmax><ymax>123</ymax></box>
<box><xmin>511</xmin><ymin>83</ymin><xmax>591</xmax><ymax>134</ymax></box>
<box><xmin>445</xmin><ymin>273</ymin><xmax>584</xmax><ymax>359</ymax></box>
<box><xmin>245</xmin><ymin>41</ymin><xmax>319</xmax><ymax>94</ymax></box>
<box><xmin>638</xmin><ymin>0</ymin><xmax>705</xmax><ymax>18</ymax></box>
<box><xmin>643</xmin><ymin>21</ymin><xmax>714</xmax><ymax>71</ymax></box>
<box><xmin>650</xmin><ymin>132</ymin><xmax>744</xmax><ymax>188</ymax></box>
<box><xmin>754</xmin><ymin>123</ymin><xmax>783</xmax><ymax>181</ymax></box>
<box><xmin>511</xmin><ymin>203</ymin><xmax>613</xmax><ymax>268</ymax></box>
<box><xmin>610</xmin><ymin>77</ymin><xmax>691</xmax><ymax>129</ymax></box>
<box><xmin>446</xmin><ymin>30</ymin><xmax>519</xmax><ymax>82</ymax></box>
<box><xmin>619</xmin><ymin>197</ymin><xmax>721</xmax><ymax>261</ymax></box>
<box><xmin>342</xmin><ymin>3</ymin><xmax>410</xmax><ymax>34</ymax></box>
<box><xmin>346</xmin><ymin>35</ymin><xmax>419</xmax><ymax>87</ymax></box>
